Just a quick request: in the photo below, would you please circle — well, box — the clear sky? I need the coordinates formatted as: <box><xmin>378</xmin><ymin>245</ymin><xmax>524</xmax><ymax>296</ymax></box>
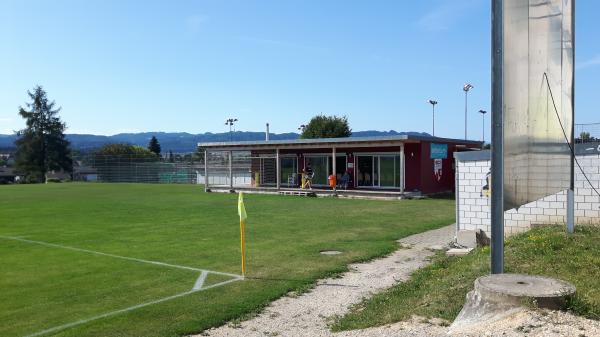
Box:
<box><xmin>1</xmin><ymin>0</ymin><xmax>598</xmax><ymax>139</ymax></box>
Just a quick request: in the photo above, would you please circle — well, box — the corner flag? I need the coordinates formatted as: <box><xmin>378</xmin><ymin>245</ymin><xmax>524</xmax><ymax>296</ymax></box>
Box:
<box><xmin>238</xmin><ymin>192</ymin><xmax>247</xmax><ymax>221</ymax></box>
<box><xmin>238</xmin><ymin>192</ymin><xmax>247</xmax><ymax>277</ymax></box>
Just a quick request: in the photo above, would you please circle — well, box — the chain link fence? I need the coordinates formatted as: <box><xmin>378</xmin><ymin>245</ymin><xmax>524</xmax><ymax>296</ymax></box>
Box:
<box><xmin>575</xmin><ymin>123</ymin><xmax>600</xmax><ymax>143</ymax></box>
<box><xmin>202</xmin><ymin>150</ymin><xmax>279</xmax><ymax>188</ymax></box>
<box><xmin>73</xmin><ymin>153</ymin><xmax>204</xmax><ymax>184</ymax></box>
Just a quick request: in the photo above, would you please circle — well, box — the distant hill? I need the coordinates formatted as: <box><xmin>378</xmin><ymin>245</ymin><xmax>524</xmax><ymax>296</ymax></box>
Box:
<box><xmin>0</xmin><ymin>130</ymin><xmax>430</xmax><ymax>153</ymax></box>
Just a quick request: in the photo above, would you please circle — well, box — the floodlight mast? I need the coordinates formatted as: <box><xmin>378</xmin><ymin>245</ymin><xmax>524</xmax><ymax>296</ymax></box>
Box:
<box><xmin>428</xmin><ymin>100</ymin><xmax>438</xmax><ymax>136</ymax></box>
<box><xmin>463</xmin><ymin>83</ymin><xmax>474</xmax><ymax>140</ymax></box>
<box><xmin>491</xmin><ymin>0</ymin><xmax>504</xmax><ymax>274</ymax></box>
<box><xmin>225</xmin><ymin>118</ymin><xmax>238</xmax><ymax>141</ymax></box>
<box><xmin>479</xmin><ymin>110</ymin><xmax>487</xmax><ymax>143</ymax></box>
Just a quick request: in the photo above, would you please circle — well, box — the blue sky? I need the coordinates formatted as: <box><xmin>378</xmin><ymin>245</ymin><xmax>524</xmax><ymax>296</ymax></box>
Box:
<box><xmin>1</xmin><ymin>0</ymin><xmax>598</xmax><ymax>139</ymax></box>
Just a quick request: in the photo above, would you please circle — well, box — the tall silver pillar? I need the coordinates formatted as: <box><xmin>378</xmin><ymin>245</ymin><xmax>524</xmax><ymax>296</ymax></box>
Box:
<box><xmin>491</xmin><ymin>0</ymin><xmax>504</xmax><ymax>274</ymax></box>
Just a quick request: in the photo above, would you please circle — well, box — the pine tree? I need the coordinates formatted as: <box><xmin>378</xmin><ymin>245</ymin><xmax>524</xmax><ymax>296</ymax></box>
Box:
<box><xmin>15</xmin><ymin>86</ymin><xmax>72</xmax><ymax>182</ymax></box>
<box><xmin>148</xmin><ymin>136</ymin><xmax>161</xmax><ymax>156</ymax></box>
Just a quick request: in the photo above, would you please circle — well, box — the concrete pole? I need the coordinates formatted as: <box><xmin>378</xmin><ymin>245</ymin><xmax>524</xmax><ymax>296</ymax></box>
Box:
<box><xmin>491</xmin><ymin>0</ymin><xmax>504</xmax><ymax>274</ymax></box>
<box><xmin>204</xmin><ymin>149</ymin><xmax>209</xmax><ymax>192</ymax></box>
<box><xmin>276</xmin><ymin>148</ymin><xmax>281</xmax><ymax>189</ymax></box>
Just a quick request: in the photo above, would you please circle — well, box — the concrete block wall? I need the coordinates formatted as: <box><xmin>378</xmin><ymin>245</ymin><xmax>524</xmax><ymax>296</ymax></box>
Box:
<box><xmin>456</xmin><ymin>149</ymin><xmax>600</xmax><ymax>236</ymax></box>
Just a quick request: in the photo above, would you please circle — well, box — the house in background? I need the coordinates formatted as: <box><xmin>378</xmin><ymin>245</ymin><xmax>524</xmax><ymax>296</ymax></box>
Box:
<box><xmin>0</xmin><ymin>167</ymin><xmax>17</xmax><ymax>183</ymax></box>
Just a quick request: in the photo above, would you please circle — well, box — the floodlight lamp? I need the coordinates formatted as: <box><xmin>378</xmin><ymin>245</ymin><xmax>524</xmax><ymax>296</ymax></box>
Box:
<box><xmin>463</xmin><ymin>83</ymin><xmax>474</xmax><ymax>92</ymax></box>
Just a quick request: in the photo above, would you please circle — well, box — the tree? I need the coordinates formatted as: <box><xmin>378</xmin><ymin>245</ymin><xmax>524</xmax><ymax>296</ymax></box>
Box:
<box><xmin>15</xmin><ymin>86</ymin><xmax>72</xmax><ymax>182</ymax></box>
<box><xmin>300</xmin><ymin>115</ymin><xmax>352</xmax><ymax>139</ymax></box>
<box><xmin>580</xmin><ymin>131</ymin><xmax>591</xmax><ymax>143</ymax></box>
<box><xmin>168</xmin><ymin>150</ymin><xmax>174</xmax><ymax>163</ymax></box>
<box><xmin>148</xmin><ymin>136</ymin><xmax>161</xmax><ymax>156</ymax></box>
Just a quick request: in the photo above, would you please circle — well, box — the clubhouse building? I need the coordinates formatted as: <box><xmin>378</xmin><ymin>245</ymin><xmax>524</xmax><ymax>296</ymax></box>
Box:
<box><xmin>198</xmin><ymin>135</ymin><xmax>481</xmax><ymax>197</ymax></box>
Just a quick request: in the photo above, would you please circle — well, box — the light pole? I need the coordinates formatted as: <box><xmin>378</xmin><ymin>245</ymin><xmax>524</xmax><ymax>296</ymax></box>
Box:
<box><xmin>225</xmin><ymin>118</ymin><xmax>238</xmax><ymax>141</ymax></box>
<box><xmin>298</xmin><ymin>124</ymin><xmax>306</xmax><ymax>133</ymax></box>
<box><xmin>463</xmin><ymin>83</ymin><xmax>474</xmax><ymax>140</ymax></box>
<box><xmin>479</xmin><ymin>110</ymin><xmax>487</xmax><ymax>143</ymax></box>
<box><xmin>428</xmin><ymin>100</ymin><xmax>438</xmax><ymax>136</ymax></box>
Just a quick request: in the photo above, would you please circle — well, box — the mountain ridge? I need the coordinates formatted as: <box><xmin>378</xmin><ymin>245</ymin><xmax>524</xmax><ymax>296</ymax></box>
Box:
<box><xmin>0</xmin><ymin>130</ymin><xmax>430</xmax><ymax>153</ymax></box>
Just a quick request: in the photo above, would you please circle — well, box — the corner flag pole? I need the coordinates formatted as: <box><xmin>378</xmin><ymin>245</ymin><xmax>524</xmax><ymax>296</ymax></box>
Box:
<box><xmin>238</xmin><ymin>192</ymin><xmax>247</xmax><ymax>277</ymax></box>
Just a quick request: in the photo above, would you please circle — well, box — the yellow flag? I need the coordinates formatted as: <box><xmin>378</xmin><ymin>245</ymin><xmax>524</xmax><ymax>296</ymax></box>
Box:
<box><xmin>238</xmin><ymin>192</ymin><xmax>247</xmax><ymax>221</ymax></box>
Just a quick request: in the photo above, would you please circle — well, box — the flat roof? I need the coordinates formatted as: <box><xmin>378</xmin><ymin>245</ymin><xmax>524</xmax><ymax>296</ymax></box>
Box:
<box><xmin>198</xmin><ymin>134</ymin><xmax>482</xmax><ymax>150</ymax></box>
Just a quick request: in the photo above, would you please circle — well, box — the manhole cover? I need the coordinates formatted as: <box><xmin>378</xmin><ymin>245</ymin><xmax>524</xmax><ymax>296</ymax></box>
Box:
<box><xmin>320</xmin><ymin>250</ymin><xmax>342</xmax><ymax>255</ymax></box>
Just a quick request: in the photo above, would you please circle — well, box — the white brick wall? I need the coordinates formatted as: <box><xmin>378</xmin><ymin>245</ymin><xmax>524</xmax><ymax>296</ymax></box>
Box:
<box><xmin>456</xmin><ymin>153</ymin><xmax>600</xmax><ymax>235</ymax></box>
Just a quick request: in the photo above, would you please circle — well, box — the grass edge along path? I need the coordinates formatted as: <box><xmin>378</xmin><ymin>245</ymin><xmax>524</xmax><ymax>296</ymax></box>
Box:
<box><xmin>333</xmin><ymin>225</ymin><xmax>600</xmax><ymax>331</ymax></box>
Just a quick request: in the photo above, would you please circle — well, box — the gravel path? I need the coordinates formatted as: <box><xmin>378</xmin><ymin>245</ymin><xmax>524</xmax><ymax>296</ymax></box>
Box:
<box><xmin>194</xmin><ymin>224</ymin><xmax>600</xmax><ymax>337</ymax></box>
<box><xmin>195</xmin><ymin>225</ymin><xmax>454</xmax><ymax>337</ymax></box>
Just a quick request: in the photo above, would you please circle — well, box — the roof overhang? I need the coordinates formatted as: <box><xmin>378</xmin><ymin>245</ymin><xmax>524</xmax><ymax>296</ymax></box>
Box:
<box><xmin>198</xmin><ymin>135</ymin><xmax>483</xmax><ymax>151</ymax></box>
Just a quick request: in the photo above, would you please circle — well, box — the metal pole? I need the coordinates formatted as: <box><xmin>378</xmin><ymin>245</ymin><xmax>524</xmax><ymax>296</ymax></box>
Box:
<box><xmin>229</xmin><ymin>150</ymin><xmax>233</xmax><ymax>190</ymax></box>
<box><xmin>491</xmin><ymin>0</ymin><xmax>504</xmax><ymax>274</ymax></box>
<box><xmin>568</xmin><ymin>0</ymin><xmax>576</xmax><ymax>234</ymax></box>
<box><xmin>276</xmin><ymin>148</ymin><xmax>281</xmax><ymax>189</ymax></box>
<box><xmin>432</xmin><ymin>104</ymin><xmax>435</xmax><ymax>137</ymax></box>
<box><xmin>332</xmin><ymin>147</ymin><xmax>337</xmax><ymax>191</ymax></box>
<box><xmin>483</xmin><ymin>113</ymin><xmax>485</xmax><ymax>143</ymax></box>
<box><xmin>204</xmin><ymin>149</ymin><xmax>209</xmax><ymax>192</ymax></box>
<box><xmin>400</xmin><ymin>144</ymin><xmax>405</xmax><ymax>192</ymax></box>
<box><xmin>465</xmin><ymin>91</ymin><xmax>468</xmax><ymax>140</ymax></box>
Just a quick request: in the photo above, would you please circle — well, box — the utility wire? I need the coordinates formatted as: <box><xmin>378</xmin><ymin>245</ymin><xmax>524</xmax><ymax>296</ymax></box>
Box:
<box><xmin>543</xmin><ymin>72</ymin><xmax>600</xmax><ymax>201</ymax></box>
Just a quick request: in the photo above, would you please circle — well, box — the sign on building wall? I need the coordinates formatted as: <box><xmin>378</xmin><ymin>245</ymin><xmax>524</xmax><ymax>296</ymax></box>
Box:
<box><xmin>430</xmin><ymin>143</ymin><xmax>448</xmax><ymax>159</ymax></box>
<box><xmin>503</xmin><ymin>0</ymin><xmax>573</xmax><ymax>210</ymax></box>
<box><xmin>434</xmin><ymin>159</ymin><xmax>443</xmax><ymax>181</ymax></box>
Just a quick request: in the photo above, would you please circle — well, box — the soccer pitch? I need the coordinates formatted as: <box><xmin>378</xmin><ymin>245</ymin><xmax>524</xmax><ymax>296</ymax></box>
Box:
<box><xmin>0</xmin><ymin>183</ymin><xmax>455</xmax><ymax>337</ymax></box>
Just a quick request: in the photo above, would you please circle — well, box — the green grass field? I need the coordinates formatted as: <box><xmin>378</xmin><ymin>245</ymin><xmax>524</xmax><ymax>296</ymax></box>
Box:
<box><xmin>0</xmin><ymin>183</ymin><xmax>455</xmax><ymax>337</ymax></box>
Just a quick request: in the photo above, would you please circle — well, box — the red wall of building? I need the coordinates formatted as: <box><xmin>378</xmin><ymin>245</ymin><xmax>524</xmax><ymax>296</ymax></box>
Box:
<box><xmin>404</xmin><ymin>143</ymin><xmax>421</xmax><ymax>192</ymax></box>
<box><xmin>418</xmin><ymin>141</ymin><xmax>464</xmax><ymax>194</ymax></box>
<box><xmin>271</xmin><ymin>141</ymin><xmax>475</xmax><ymax>194</ymax></box>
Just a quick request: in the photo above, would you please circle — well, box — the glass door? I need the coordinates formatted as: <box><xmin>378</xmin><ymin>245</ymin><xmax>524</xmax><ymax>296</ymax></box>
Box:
<box><xmin>280</xmin><ymin>157</ymin><xmax>298</xmax><ymax>187</ymax></box>
<box><xmin>305</xmin><ymin>156</ymin><xmax>328</xmax><ymax>185</ymax></box>
<box><xmin>356</xmin><ymin>154</ymin><xmax>401</xmax><ymax>188</ymax></box>
<box><xmin>357</xmin><ymin>156</ymin><xmax>373</xmax><ymax>187</ymax></box>
<box><xmin>379</xmin><ymin>156</ymin><xmax>395</xmax><ymax>187</ymax></box>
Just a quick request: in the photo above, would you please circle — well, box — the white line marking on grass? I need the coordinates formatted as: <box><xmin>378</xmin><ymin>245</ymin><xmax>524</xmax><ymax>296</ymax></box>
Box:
<box><xmin>0</xmin><ymin>236</ymin><xmax>241</xmax><ymax>279</ymax></box>
<box><xmin>25</xmin><ymin>277</ymin><xmax>242</xmax><ymax>337</ymax></box>
<box><xmin>193</xmin><ymin>271</ymin><xmax>209</xmax><ymax>290</ymax></box>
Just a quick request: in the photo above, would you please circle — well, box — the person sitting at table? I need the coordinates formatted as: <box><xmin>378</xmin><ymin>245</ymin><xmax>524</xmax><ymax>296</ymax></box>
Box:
<box><xmin>338</xmin><ymin>170</ymin><xmax>350</xmax><ymax>190</ymax></box>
